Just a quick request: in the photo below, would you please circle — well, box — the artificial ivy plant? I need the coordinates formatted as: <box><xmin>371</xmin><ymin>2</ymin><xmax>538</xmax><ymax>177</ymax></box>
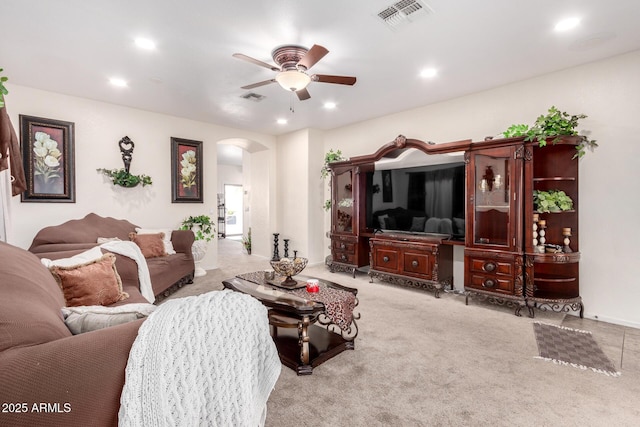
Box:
<box><xmin>96</xmin><ymin>168</ymin><xmax>152</xmax><ymax>188</ymax></box>
<box><xmin>533</xmin><ymin>190</ymin><xmax>574</xmax><ymax>213</ymax></box>
<box><xmin>180</xmin><ymin>215</ymin><xmax>215</xmax><ymax>242</ymax></box>
<box><xmin>503</xmin><ymin>106</ymin><xmax>598</xmax><ymax>158</ymax></box>
<box><xmin>321</xmin><ymin>149</ymin><xmax>346</xmax><ymax>211</ymax></box>
<box><xmin>0</xmin><ymin>68</ymin><xmax>9</xmax><ymax>108</ymax></box>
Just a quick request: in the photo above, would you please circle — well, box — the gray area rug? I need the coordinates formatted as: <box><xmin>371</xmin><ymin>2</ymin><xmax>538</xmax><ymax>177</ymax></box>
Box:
<box><xmin>533</xmin><ymin>321</ymin><xmax>620</xmax><ymax>377</ymax></box>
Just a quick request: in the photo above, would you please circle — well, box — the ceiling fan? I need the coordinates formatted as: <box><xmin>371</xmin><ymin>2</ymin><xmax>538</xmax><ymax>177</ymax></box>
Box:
<box><xmin>233</xmin><ymin>44</ymin><xmax>357</xmax><ymax>101</ymax></box>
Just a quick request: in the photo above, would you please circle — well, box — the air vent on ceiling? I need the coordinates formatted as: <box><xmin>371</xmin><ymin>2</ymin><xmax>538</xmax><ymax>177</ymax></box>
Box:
<box><xmin>377</xmin><ymin>0</ymin><xmax>433</xmax><ymax>31</ymax></box>
<box><xmin>240</xmin><ymin>92</ymin><xmax>266</xmax><ymax>102</ymax></box>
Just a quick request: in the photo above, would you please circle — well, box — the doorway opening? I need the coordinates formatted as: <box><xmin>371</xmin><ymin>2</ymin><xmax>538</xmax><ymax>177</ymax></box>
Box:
<box><xmin>224</xmin><ymin>184</ymin><xmax>243</xmax><ymax>238</ymax></box>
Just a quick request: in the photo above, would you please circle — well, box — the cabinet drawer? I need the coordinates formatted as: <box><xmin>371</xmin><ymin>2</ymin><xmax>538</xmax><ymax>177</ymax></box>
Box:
<box><xmin>403</xmin><ymin>252</ymin><xmax>432</xmax><ymax>277</ymax></box>
<box><xmin>332</xmin><ymin>240</ymin><xmax>355</xmax><ymax>253</ymax></box>
<box><xmin>469</xmin><ymin>258</ymin><xmax>513</xmax><ymax>276</ymax></box>
<box><xmin>373</xmin><ymin>248</ymin><xmax>399</xmax><ymax>272</ymax></box>
<box><xmin>469</xmin><ymin>274</ymin><xmax>514</xmax><ymax>292</ymax></box>
<box><xmin>333</xmin><ymin>250</ymin><xmax>354</xmax><ymax>264</ymax></box>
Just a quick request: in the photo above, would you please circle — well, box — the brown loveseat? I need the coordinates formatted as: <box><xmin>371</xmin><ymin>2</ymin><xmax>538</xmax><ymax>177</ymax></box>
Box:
<box><xmin>28</xmin><ymin>213</ymin><xmax>195</xmax><ymax>302</ymax></box>
<box><xmin>0</xmin><ymin>240</ymin><xmax>144</xmax><ymax>426</ymax></box>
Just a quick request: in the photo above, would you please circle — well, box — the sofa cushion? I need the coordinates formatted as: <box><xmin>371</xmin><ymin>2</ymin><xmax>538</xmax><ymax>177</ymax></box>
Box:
<box><xmin>49</xmin><ymin>253</ymin><xmax>129</xmax><ymax>307</ymax></box>
<box><xmin>0</xmin><ymin>241</ymin><xmax>71</xmax><ymax>352</ymax></box>
<box><xmin>129</xmin><ymin>232</ymin><xmax>166</xmax><ymax>258</ymax></box>
<box><xmin>61</xmin><ymin>303</ymin><xmax>156</xmax><ymax>334</ymax></box>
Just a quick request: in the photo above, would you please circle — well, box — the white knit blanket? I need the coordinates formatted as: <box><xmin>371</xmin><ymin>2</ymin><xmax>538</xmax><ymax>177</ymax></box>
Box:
<box><xmin>118</xmin><ymin>290</ymin><xmax>282</xmax><ymax>427</ymax></box>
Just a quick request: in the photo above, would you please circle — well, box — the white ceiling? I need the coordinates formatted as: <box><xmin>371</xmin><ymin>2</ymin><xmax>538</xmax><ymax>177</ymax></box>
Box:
<box><xmin>3</xmin><ymin>0</ymin><xmax>640</xmax><ymax>137</ymax></box>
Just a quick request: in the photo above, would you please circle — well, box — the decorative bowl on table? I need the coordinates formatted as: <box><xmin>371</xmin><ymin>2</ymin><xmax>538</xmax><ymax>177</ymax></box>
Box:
<box><xmin>269</xmin><ymin>257</ymin><xmax>308</xmax><ymax>288</ymax></box>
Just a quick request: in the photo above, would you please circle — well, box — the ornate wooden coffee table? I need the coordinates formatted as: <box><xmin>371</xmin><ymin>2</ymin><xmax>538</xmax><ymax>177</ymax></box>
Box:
<box><xmin>223</xmin><ymin>273</ymin><xmax>359</xmax><ymax>375</ymax></box>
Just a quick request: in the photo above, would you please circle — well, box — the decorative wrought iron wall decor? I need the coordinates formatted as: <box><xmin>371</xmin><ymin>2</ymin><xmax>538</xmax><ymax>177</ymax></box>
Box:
<box><xmin>97</xmin><ymin>136</ymin><xmax>152</xmax><ymax>188</ymax></box>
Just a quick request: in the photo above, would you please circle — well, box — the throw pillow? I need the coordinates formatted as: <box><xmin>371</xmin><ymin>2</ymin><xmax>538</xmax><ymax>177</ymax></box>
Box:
<box><xmin>377</xmin><ymin>214</ymin><xmax>389</xmax><ymax>229</ymax></box>
<box><xmin>97</xmin><ymin>237</ymin><xmax>122</xmax><ymax>244</ymax></box>
<box><xmin>129</xmin><ymin>232</ymin><xmax>166</xmax><ymax>258</ymax></box>
<box><xmin>384</xmin><ymin>216</ymin><xmax>397</xmax><ymax>230</ymax></box>
<box><xmin>424</xmin><ymin>217</ymin><xmax>442</xmax><ymax>233</ymax></box>
<box><xmin>409</xmin><ymin>216</ymin><xmax>427</xmax><ymax>232</ymax></box>
<box><xmin>49</xmin><ymin>253</ymin><xmax>129</xmax><ymax>307</ymax></box>
<box><xmin>135</xmin><ymin>227</ymin><xmax>177</xmax><ymax>255</ymax></box>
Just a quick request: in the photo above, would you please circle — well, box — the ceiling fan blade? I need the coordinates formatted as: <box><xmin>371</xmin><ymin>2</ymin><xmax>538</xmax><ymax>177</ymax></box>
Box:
<box><xmin>296</xmin><ymin>88</ymin><xmax>311</xmax><ymax>101</ymax></box>
<box><xmin>312</xmin><ymin>74</ymin><xmax>357</xmax><ymax>85</ymax></box>
<box><xmin>241</xmin><ymin>79</ymin><xmax>276</xmax><ymax>90</ymax></box>
<box><xmin>232</xmin><ymin>53</ymin><xmax>280</xmax><ymax>72</ymax></box>
<box><xmin>297</xmin><ymin>44</ymin><xmax>329</xmax><ymax>71</ymax></box>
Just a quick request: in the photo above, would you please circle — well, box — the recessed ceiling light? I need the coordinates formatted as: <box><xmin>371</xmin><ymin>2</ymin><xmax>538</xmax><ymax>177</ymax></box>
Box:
<box><xmin>109</xmin><ymin>77</ymin><xmax>128</xmax><ymax>87</ymax></box>
<box><xmin>324</xmin><ymin>102</ymin><xmax>337</xmax><ymax>109</ymax></box>
<box><xmin>277</xmin><ymin>118</ymin><xmax>287</xmax><ymax>125</ymax></box>
<box><xmin>420</xmin><ymin>68</ymin><xmax>438</xmax><ymax>78</ymax></box>
<box><xmin>555</xmin><ymin>17</ymin><xmax>580</xmax><ymax>32</ymax></box>
<box><xmin>135</xmin><ymin>37</ymin><xmax>156</xmax><ymax>50</ymax></box>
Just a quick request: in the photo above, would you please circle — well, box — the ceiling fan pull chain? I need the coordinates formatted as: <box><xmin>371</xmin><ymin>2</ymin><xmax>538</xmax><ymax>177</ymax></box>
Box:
<box><xmin>289</xmin><ymin>92</ymin><xmax>295</xmax><ymax>113</ymax></box>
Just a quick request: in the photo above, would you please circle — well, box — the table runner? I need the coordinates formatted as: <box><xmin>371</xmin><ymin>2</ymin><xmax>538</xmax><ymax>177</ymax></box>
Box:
<box><xmin>236</xmin><ymin>272</ymin><xmax>356</xmax><ymax>331</ymax></box>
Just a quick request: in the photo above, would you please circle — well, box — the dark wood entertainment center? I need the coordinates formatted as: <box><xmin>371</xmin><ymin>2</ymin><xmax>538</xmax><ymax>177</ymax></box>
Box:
<box><xmin>327</xmin><ymin>135</ymin><xmax>582</xmax><ymax>317</ymax></box>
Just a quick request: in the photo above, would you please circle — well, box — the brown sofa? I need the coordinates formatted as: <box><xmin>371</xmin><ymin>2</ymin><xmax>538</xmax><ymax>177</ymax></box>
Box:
<box><xmin>28</xmin><ymin>213</ymin><xmax>195</xmax><ymax>302</ymax></box>
<box><xmin>0</xmin><ymin>240</ymin><xmax>144</xmax><ymax>427</ymax></box>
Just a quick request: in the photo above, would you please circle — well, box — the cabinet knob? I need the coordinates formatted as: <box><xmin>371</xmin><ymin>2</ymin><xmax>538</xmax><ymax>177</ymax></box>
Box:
<box><xmin>411</xmin><ymin>260</ymin><xmax>419</xmax><ymax>267</ymax></box>
<box><xmin>483</xmin><ymin>279</ymin><xmax>496</xmax><ymax>288</ymax></box>
<box><xmin>383</xmin><ymin>256</ymin><xmax>389</xmax><ymax>263</ymax></box>
<box><xmin>341</xmin><ymin>254</ymin><xmax>347</xmax><ymax>261</ymax></box>
<box><xmin>483</xmin><ymin>262</ymin><xmax>497</xmax><ymax>272</ymax></box>
<box><xmin>340</xmin><ymin>243</ymin><xmax>346</xmax><ymax>249</ymax></box>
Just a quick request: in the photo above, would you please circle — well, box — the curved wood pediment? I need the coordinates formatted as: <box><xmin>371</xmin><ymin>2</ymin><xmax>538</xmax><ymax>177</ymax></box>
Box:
<box><xmin>331</xmin><ymin>135</ymin><xmax>472</xmax><ymax>169</ymax></box>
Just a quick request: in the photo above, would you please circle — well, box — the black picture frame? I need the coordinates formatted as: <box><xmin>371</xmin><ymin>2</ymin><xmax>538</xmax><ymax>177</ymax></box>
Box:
<box><xmin>382</xmin><ymin>170</ymin><xmax>393</xmax><ymax>203</ymax></box>
<box><xmin>171</xmin><ymin>137</ymin><xmax>203</xmax><ymax>203</ymax></box>
<box><xmin>20</xmin><ymin>115</ymin><xmax>75</xmax><ymax>203</ymax></box>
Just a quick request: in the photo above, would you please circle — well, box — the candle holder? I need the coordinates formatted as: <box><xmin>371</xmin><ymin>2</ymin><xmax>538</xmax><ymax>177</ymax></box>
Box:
<box><xmin>537</xmin><ymin>221</ymin><xmax>546</xmax><ymax>254</ymax></box>
<box><xmin>562</xmin><ymin>228</ymin><xmax>573</xmax><ymax>253</ymax></box>
<box><xmin>283</xmin><ymin>239</ymin><xmax>290</xmax><ymax>258</ymax></box>
<box><xmin>272</xmin><ymin>233</ymin><xmax>280</xmax><ymax>261</ymax></box>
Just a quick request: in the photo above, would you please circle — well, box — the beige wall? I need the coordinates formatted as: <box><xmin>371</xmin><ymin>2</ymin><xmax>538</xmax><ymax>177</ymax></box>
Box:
<box><xmin>316</xmin><ymin>50</ymin><xmax>640</xmax><ymax>327</ymax></box>
<box><xmin>5</xmin><ymin>84</ymin><xmax>275</xmax><ymax>269</ymax></box>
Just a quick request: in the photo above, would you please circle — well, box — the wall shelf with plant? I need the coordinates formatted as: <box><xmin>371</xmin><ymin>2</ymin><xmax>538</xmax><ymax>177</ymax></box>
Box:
<box><xmin>97</xmin><ymin>168</ymin><xmax>152</xmax><ymax>187</ymax></box>
<box><xmin>97</xmin><ymin>136</ymin><xmax>152</xmax><ymax>188</ymax></box>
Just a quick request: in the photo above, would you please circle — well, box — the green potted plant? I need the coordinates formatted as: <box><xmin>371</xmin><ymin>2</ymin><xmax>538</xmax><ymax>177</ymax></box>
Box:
<box><xmin>533</xmin><ymin>190</ymin><xmax>574</xmax><ymax>213</ymax></box>
<box><xmin>321</xmin><ymin>149</ymin><xmax>346</xmax><ymax>211</ymax></box>
<box><xmin>242</xmin><ymin>227</ymin><xmax>252</xmax><ymax>255</ymax></box>
<box><xmin>502</xmin><ymin>106</ymin><xmax>598</xmax><ymax>158</ymax></box>
<box><xmin>180</xmin><ymin>215</ymin><xmax>215</xmax><ymax>277</ymax></box>
<box><xmin>97</xmin><ymin>168</ymin><xmax>153</xmax><ymax>187</ymax></box>
<box><xmin>0</xmin><ymin>68</ymin><xmax>8</xmax><ymax>108</ymax></box>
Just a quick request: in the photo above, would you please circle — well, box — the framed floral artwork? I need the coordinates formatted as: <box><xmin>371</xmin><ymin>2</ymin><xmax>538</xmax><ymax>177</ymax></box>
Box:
<box><xmin>20</xmin><ymin>115</ymin><xmax>75</xmax><ymax>202</ymax></box>
<box><xmin>171</xmin><ymin>137</ymin><xmax>203</xmax><ymax>203</ymax></box>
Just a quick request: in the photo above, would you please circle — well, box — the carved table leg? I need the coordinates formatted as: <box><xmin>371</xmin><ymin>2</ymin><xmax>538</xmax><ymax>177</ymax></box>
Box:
<box><xmin>298</xmin><ymin>316</ymin><xmax>311</xmax><ymax>366</ymax></box>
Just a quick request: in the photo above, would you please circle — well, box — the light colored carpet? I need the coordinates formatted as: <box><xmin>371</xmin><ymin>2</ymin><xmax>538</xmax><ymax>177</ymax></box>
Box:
<box><xmin>167</xmin><ymin>239</ymin><xmax>640</xmax><ymax>426</ymax></box>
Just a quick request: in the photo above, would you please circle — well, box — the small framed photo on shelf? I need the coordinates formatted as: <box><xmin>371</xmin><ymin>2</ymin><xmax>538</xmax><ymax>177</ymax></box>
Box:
<box><xmin>20</xmin><ymin>115</ymin><xmax>75</xmax><ymax>203</ymax></box>
<box><xmin>171</xmin><ymin>137</ymin><xmax>203</xmax><ymax>203</ymax></box>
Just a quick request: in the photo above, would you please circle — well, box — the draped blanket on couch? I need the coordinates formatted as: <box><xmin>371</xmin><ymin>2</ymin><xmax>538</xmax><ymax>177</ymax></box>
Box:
<box><xmin>119</xmin><ymin>290</ymin><xmax>281</xmax><ymax>427</ymax></box>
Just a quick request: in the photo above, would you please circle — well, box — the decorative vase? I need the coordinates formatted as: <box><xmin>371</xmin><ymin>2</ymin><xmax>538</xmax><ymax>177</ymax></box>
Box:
<box><xmin>191</xmin><ymin>239</ymin><xmax>208</xmax><ymax>277</ymax></box>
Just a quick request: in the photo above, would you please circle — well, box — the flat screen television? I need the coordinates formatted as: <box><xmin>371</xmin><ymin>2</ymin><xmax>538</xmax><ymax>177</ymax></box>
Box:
<box><xmin>365</xmin><ymin>162</ymin><xmax>466</xmax><ymax>240</ymax></box>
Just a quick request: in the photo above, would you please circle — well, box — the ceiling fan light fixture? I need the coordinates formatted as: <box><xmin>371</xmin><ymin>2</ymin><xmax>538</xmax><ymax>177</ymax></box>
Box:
<box><xmin>275</xmin><ymin>70</ymin><xmax>311</xmax><ymax>92</ymax></box>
